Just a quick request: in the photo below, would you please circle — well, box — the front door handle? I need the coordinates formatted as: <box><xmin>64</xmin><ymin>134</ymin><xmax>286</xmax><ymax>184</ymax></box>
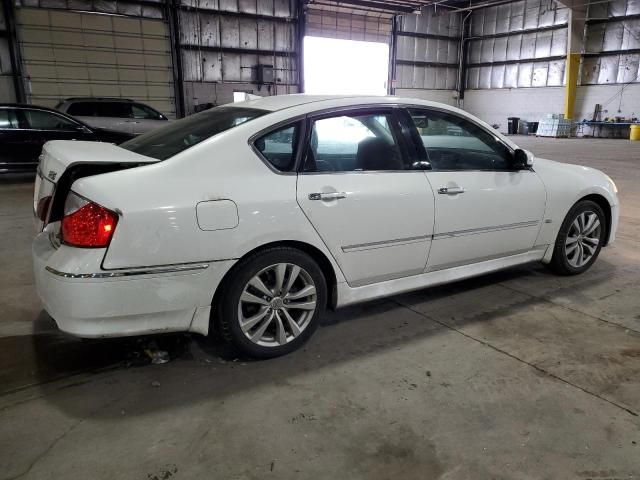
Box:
<box><xmin>438</xmin><ymin>186</ymin><xmax>465</xmax><ymax>195</ymax></box>
<box><xmin>309</xmin><ymin>192</ymin><xmax>347</xmax><ymax>201</ymax></box>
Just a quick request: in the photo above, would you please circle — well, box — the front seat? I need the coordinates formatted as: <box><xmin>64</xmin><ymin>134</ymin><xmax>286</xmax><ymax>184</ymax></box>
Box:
<box><xmin>355</xmin><ymin>137</ymin><xmax>403</xmax><ymax>171</ymax></box>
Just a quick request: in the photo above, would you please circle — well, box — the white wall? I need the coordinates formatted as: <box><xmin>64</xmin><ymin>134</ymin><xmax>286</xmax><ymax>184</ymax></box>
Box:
<box><xmin>395</xmin><ymin>89</ymin><xmax>457</xmax><ymax>106</ymax></box>
<box><xmin>463</xmin><ymin>84</ymin><xmax>640</xmax><ymax>132</ymax></box>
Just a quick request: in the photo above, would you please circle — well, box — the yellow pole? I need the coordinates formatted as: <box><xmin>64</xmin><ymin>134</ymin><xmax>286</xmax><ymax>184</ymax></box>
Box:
<box><xmin>564</xmin><ymin>53</ymin><xmax>581</xmax><ymax>120</ymax></box>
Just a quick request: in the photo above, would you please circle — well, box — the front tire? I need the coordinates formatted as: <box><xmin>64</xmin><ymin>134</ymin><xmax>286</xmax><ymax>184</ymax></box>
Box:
<box><xmin>217</xmin><ymin>247</ymin><xmax>327</xmax><ymax>358</ymax></box>
<box><xmin>548</xmin><ymin>200</ymin><xmax>606</xmax><ymax>275</ymax></box>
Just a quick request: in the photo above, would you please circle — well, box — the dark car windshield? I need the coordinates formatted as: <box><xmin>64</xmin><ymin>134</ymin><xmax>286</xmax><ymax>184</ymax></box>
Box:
<box><xmin>120</xmin><ymin>106</ymin><xmax>268</xmax><ymax>160</ymax></box>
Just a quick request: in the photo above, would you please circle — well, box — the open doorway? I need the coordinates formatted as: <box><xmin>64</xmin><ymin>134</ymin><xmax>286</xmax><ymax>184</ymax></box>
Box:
<box><xmin>303</xmin><ymin>36</ymin><xmax>389</xmax><ymax>95</ymax></box>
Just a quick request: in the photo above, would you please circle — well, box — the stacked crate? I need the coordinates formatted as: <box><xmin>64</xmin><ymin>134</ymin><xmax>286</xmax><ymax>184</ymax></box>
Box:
<box><xmin>536</xmin><ymin>114</ymin><xmax>572</xmax><ymax>138</ymax></box>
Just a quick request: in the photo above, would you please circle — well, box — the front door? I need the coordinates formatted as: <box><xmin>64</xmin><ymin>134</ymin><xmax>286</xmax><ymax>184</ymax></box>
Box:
<box><xmin>404</xmin><ymin>108</ymin><xmax>547</xmax><ymax>272</ymax></box>
<box><xmin>0</xmin><ymin>108</ymin><xmax>37</xmax><ymax>172</ymax></box>
<box><xmin>296</xmin><ymin>109</ymin><xmax>435</xmax><ymax>287</ymax></box>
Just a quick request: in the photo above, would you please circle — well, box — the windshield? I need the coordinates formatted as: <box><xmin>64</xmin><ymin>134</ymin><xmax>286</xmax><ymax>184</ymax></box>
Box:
<box><xmin>120</xmin><ymin>106</ymin><xmax>268</xmax><ymax>160</ymax></box>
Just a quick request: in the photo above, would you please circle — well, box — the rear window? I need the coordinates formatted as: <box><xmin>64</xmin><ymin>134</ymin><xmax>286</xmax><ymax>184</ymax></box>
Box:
<box><xmin>120</xmin><ymin>106</ymin><xmax>268</xmax><ymax>161</ymax></box>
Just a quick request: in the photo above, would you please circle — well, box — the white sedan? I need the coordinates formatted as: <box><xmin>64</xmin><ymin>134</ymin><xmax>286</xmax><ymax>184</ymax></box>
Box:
<box><xmin>32</xmin><ymin>95</ymin><xmax>619</xmax><ymax>358</ymax></box>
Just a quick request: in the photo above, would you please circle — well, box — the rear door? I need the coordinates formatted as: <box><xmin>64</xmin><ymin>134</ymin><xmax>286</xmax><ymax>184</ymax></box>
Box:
<box><xmin>404</xmin><ymin>108</ymin><xmax>547</xmax><ymax>272</ymax></box>
<box><xmin>295</xmin><ymin>107</ymin><xmax>435</xmax><ymax>287</ymax></box>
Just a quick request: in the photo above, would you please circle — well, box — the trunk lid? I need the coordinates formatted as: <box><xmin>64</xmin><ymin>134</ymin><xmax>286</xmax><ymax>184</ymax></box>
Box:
<box><xmin>34</xmin><ymin>140</ymin><xmax>156</xmax><ymax>232</ymax></box>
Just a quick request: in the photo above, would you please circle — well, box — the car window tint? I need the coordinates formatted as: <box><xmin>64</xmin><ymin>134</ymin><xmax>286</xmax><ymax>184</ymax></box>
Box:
<box><xmin>96</xmin><ymin>102</ymin><xmax>132</xmax><ymax>118</ymax></box>
<box><xmin>303</xmin><ymin>113</ymin><xmax>404</xmax><ymax>172</ymax></box>
<box><xmin>23</xmin><ymin>110</ymin><xmax>79</xmax><ymax>131</ymax></box>
<box><xmin>408</xmin><ymin>109</ymin><xmax>512</xmax><ymax>170</ymax></box>
<box><xmin>121</xmin><ymin>106</ymin><xmax>267</xmax><ymax>161</ymax></box>
<box><xmin>67</xmin><ymin>102</ymin><xmax>99</xmax><ymax>116</ymax></box>
<box><xmin>0</xmin><ymin>110</ymin><xmax>20</xmax><ymax>129</ymax></box>
<box><xmin>255</xmin><ymin>123</ymin><xmax>298</xmax><ymax>172</ymax></box>
<box><xmin>132</xmin><ymin>104</ymin><xmax>161</xmax><ymax>120</ymax></box>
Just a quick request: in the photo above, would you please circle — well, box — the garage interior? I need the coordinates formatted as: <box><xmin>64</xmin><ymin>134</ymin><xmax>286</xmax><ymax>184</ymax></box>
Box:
<box><xmin>1</xmin><ymin>0</ymin><xmax>640</xmax><ymax>477</ymax></box>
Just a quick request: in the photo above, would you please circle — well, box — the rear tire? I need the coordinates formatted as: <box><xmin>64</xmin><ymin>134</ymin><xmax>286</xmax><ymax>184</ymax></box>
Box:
<box><xmin>216</xmin><ymin>247</ymin><xmax>327</xmax><ymax>358</ymax></box>
<box><xmin>548</xmin><ymin>200</ymin><xmax>606</xmax><ymax>276</ymax></box>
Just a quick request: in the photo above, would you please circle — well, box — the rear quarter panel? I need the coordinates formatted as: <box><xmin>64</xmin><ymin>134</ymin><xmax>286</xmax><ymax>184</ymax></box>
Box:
<box><xmin>70</xmin><ymin>119</ymin><xmax>346</xmax><ymax>282</ymax></box>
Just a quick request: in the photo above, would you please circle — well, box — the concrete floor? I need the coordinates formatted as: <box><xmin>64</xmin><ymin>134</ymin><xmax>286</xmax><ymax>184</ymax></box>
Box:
<box><xmin>1</xmin><ymin>137</ymin><xmax>639</xmax><ymax>479</ymax></box>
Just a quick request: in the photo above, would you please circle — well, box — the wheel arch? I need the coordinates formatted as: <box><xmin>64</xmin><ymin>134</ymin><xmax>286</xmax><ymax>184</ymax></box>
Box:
<box><xmin>210</xmin><ymin>240</ymin><xmax>339</xmax><ymax>333</ymax></box>
<box><xmin>578</xmin><ymin>193</ymin><xmax>612</xmax><ymax>245</ymax></box>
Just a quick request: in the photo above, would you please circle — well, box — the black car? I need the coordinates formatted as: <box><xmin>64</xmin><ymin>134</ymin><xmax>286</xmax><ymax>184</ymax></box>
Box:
<box><xmin>0</xmin><ymin>104</ymin><xmax>134</xmax><ymax>174</ymax></box>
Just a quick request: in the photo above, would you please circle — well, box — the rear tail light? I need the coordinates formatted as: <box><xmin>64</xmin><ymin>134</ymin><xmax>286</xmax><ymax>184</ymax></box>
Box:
<box><xmin>61</xmin><ymin>192</ymin><xmax>118</xmax><ymax>248</ymax></box>
<box><xmin>36</xmin><ymin>195</ymin><xmax>52</xmax><ymax>222</ymax></box>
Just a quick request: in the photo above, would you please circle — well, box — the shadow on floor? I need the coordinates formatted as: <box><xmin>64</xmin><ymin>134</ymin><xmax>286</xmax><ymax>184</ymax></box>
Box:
<box><xmin>3</xmin><ymin>259</ymin><xmax>623</xmax><ymax>419</ymax></box>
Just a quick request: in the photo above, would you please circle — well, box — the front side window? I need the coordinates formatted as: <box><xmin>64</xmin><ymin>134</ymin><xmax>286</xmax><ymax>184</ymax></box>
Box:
<box><xmin>408</xmin><ymin>109</ymin><xmax>513</xmax><ymax>171</ymax></box>
<box><xmin>0</xmin><ymin>109</ymin><xmax>20</xmax><ymax>129</ymax></box>
<box><xmin>255</xmin><ymin>123</ymin><xmax>299</xmax><ymax>171</ymax></box>
<box><xmin>303</xmin><ymin>112</ymin><xmax>405</xmax><ymax>172</ymax></box>
<box><xmin>121</xmin><ymin>106</ymin><xmax>268</xmax><ymax>161</ymax></box>
<box><xmin>132</xmin><ymin>103</ymin><xmax>163</xmax><ymax>120</ymax></box>
<box><xmin>23</xmin><ymin>110</ymin><xmax>79</xmax><ymax>131</ymax></box>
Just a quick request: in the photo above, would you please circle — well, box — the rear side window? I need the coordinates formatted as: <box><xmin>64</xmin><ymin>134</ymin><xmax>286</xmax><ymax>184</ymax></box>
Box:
<box><xmin>303</xmin><ymin>112</ymin><xmax>405</xmax><ymax>172</ymax></box>
<box><xmin>23</xmin><ymin>110</ymin><xmax>79</xmax><ymax>131</ymax></box>
<box><xmin>121</xmin><ymin>106</ymin><xmax>268</xmax><ymax>161</ymax></box>
<box><xmin>0</xmin><ymin>109</ymin><xmax>20</xmax><ymax>129</ymax></box>
<box><xmin>254</xmin><ymin>123</ymin><xmax>299</xmax><ymax>172</ymax></box>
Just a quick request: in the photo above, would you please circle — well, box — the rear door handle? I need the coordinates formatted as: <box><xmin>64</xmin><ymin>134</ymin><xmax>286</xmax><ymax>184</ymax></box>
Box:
<box><xmin>438</xmin><ymin>186</ymin><xmax>465</xmax><ymax>195</ymax></box>
<box><xmin>309</xmin><ymin>192</ymin><xmax>347</xmax><ymax>201</ymax></box>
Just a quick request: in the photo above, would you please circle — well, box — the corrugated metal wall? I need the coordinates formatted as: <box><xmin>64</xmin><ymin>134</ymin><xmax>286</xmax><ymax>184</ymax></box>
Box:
<box><xmin>583</xmin><ymin>0</ymin><xmax>640</xmax><ymax>85</ymax></box>
<box><xmin>395</xmin><ymin>7</ymin><xmax>460</xmax><ymax>90</ymax></box>
<box><xmin>466</xmin><ymin>0</ymin><xmax>568</xmax><ymax>89</ymax></box>
<box><xmin>0</xmin><ymin>2</ymin><xmax>15</xmax><ymax>102</ymax></box>
<box><xmin>179</xmin><ymin>0</ymin><xmax>299</xmax><ymax>112</ymax></box>
<box><xmin>16</xmin><ymin>6</ymin><xmax>176</xmax><ymax>116</ymax></box>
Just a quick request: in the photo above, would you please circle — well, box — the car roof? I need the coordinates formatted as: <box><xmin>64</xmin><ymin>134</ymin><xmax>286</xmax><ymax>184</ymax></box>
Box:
<box><xmin>233</xmin><ymin>94</ymin><xmax>450</xmax><ymax>112</ymax></box>
<box><xmin>61</xmin><ymin>97</ymin><xmax>135</xmax><ymax>103</ymax></box>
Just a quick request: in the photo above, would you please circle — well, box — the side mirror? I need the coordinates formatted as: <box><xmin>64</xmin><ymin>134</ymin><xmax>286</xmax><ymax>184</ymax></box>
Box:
<box><xmin>513</xmin><ymin>148</ymin><xmax>534</xmax><ymax>169</ymax></box>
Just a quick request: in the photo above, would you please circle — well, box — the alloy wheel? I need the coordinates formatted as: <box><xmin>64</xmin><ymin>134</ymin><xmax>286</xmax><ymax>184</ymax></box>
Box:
<box><xmin>564</xmin><ymin>210</ymin><xmax>601</xmax><ymax>268</ymax></box>
<box><xmin>237</xmin><ymin>263</ymin><xmax>317</xmax><ymax>347</ymax></box>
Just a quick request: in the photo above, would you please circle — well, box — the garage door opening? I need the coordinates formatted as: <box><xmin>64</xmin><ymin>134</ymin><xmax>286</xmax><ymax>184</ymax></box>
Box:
<box><xmin>303</xmin><ymin>36</ymin><xmax>389</xmax><ymax>96</ymax></box>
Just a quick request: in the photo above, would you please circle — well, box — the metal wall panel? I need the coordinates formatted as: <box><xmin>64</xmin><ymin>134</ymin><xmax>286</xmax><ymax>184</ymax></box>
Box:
<box><xmin>583</xmin><ymin>0</ymin><xmax>640</xmax><ymax>85</ymax></box>
<box><xmin>395</xmin><ymin>7</ymin><xmax>461</xmax><ymax>90</ymax></box>
<box><xmin>466</xmin><ymin>0</ymin><xmax>568</xmax><ymax>89</ymax></box>
<box><xmin>178</xmin><ymin>0</ymin><xmax>298</xmax><ymax>104</ymax></box>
